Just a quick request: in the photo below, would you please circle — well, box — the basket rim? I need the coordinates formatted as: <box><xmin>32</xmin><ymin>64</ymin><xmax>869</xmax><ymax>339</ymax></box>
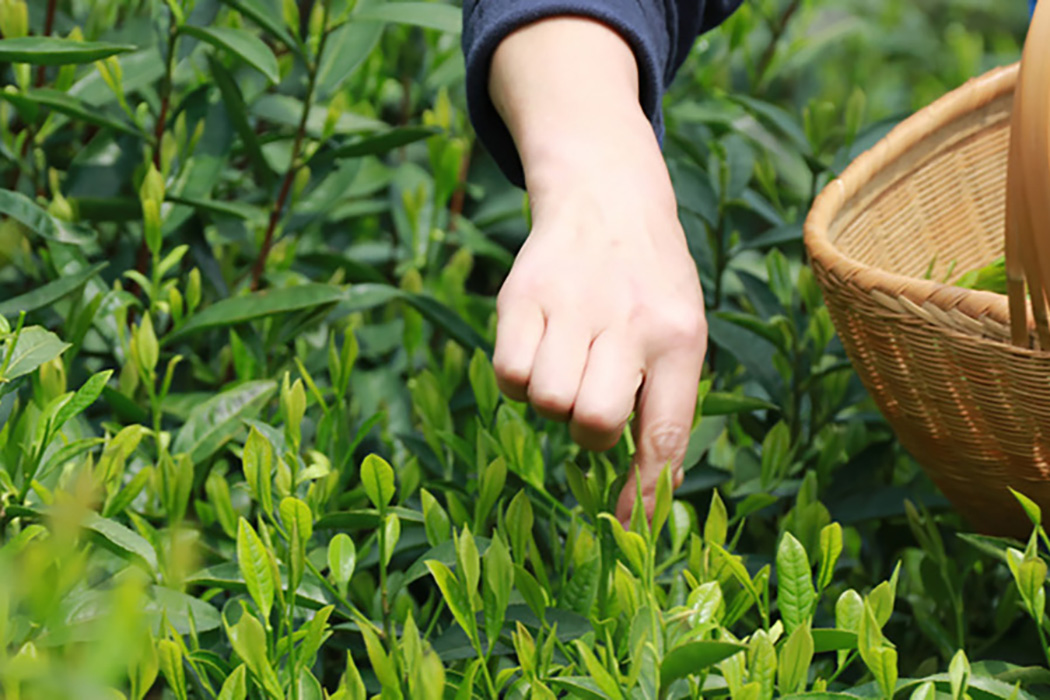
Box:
<box><xmin>802</xmin><ymin>62</ymin><xmax>1035</xmax><ymax>349</ymax></box>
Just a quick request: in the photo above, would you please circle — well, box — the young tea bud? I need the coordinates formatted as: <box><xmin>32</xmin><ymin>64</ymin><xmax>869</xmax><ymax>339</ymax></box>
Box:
<box><xmin>136</xmin><ymin>314</ymin><xmax>159</xmax><ymax>378</ymax></box>
<box><xmin>0</xmin><ymin>0</ymin><xmax>29</xmax><ymax>39</ymax></box>
<box><xmin>322</xmin><ymin>92</ymin><xmax>348</xmax><ymax>141</ymax></box>
<box><xmin>186</xmin><ymin>268</ymin><xmax>201</xmax><ymax>313</ymax></box>
<box><xmin>282</xmin><ymin>0</ymin><xmax>300</xmax><ymax>37</ymax></box>
<box><xmin>168</xmin><ymin>286</ymin><xmax>184</xmax><ymax>326</ymax></box>
<box><xmin>38</xmin><ymin>357</ymin><xmax>67</xmax><ymax>402</ymax></box>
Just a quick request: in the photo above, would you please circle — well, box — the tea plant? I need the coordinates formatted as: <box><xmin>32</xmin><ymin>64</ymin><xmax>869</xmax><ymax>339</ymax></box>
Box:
<box><xmin>1</xmin><ymin>0</ymin><xmax>1047</xmax><ymax>698</ymax></box>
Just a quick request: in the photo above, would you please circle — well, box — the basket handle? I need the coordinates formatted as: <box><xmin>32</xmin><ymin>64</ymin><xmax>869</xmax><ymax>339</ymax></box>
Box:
<box><xmin>1007</xmin><ymin>0</ymin><xmax>1050</xmax><ymax>347</ymax></box>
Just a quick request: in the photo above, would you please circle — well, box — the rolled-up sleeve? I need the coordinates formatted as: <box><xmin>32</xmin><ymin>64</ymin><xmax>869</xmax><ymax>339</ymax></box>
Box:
<box><xmin>461</xmin><ymin>0</ymin><xmax>743</xmax><ymax>187</ymax></box>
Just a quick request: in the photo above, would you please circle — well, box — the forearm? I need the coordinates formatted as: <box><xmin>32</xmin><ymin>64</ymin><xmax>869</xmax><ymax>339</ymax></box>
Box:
<box><xmin>488</xmin><ymin>18</ymin><xmax>670</xmax><ymax>204</ymax></box>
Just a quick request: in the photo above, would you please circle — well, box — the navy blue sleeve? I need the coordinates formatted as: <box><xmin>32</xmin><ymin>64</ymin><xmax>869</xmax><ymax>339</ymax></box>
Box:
<box><xmin>461</xmin><ymin>0</ymin><xmax>743</xmax><ymax>188</ymax></box>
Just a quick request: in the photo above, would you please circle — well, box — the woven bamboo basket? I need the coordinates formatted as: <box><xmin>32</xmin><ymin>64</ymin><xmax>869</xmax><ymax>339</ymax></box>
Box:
<box><xmin>803</xmin><ymin>3</ymin><xmax>1050</xmax><ymax>538</ymax></box>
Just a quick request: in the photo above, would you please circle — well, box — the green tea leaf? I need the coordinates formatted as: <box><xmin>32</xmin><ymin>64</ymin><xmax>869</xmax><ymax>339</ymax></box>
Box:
<box><xmin>426</xmin><ymin>560</ymin><xmax>477</xmax><ymax>644</ymax></box>
<box><xmin>599</xmin><ymin>514</ymin><xmax>647</xmax><ymax>576</ymax></box>
<box><xmin>316</xmin><ymin>126</ymin><xmax>440</xmax><ymax>163</ymax></box>
<box><xmin>216</xmin><ymin>664</ymin><xmax>248</xmax><ymax>700</ymax></box>
<box><xmin>360</xmin><ymin>453</ymin><xmax>396</xmax><ymax>509</ymax></box>
<box><xmin>0</xmin><ymin>37</ymin><xmax>136</xmax><ymax>65</ymax></box>
<box><xmin>950</xmin><ymin>649</ymin><xmax>971</xmax><ymax>700</ymax></box>
<box><xmin>778</xmin><ymin>624</ymin><xmax>814</xmax><ymax>695</ymax></box>
<box><xmin>327</xmin><ymin>533</ymin><xmax>357</xmax><ymax>591</ymax></box>
<box><xmin>574</xmin><ymin>640</ymin><xmax>624</xmax><ymax>700</ymax></box>
<box><xmin>219</xmin><ymin>0</ymin><xmax>298</xmax><ymax>52</ymax></box>
<box><xmin>702</xmin><ymin>391</ymin><xmax>778</xmax><ymax>416</ymax></box>
<box><xmin>226</xmin><ymin>609</ymin><xmax>282</xmax><ymax>699</ymax></box>
<box><xmin>382</xmin><ymin>513</ymin><xmax>400</xmax><ymax>567</ymax></box>
<box><xmin>483</xmin><ymin>534</ymin><xmax>512</xmax><ymax>650</ymax></box>
<box><xmin>0</xmin><ymin>89</ymin><xmax>138</xmax><ymax>136</ymax></box>
<box><xmin>180</xmin><ymin>26</ymin><xmax>279</xmax><ymax>84</ymax></box>
<box><xmin>206</xmin><ymin>471</ymin><xmax>238</xmax><ymax>539</ymax></box>
<box><xmin>171</xmin><ymin>380</ymin><xmax>275</xmax><ymax>464</ymax></box>
<box><xmin>157</xmin><ymin>640</ymin><xmax>187</xmax><ymax>700</ymax></box>
<box><xmin>236</xmin><ymin>518</ymin><xmax>275</xmax><ymax>621</ymax></box>
<box><xmin>52</xmin><ymin>369</ymin><xmax>111</xmax><ymax>433</ymax></box>
<box><xmin>1009</xmin><ymin>489</ymin><xmax>1042</xmax><ymax>527</ymax></box>
<box><xmin>0</xmin><ymin>262</ymin><xmax>106</xmax><ymax>318</ymax></box>
<box><xmin>166</xmin><ymin>284</ymin><xmax>346</xmax><ymax>343</ymax></box>
<box><xmin>512</xmin><ymin>563</ymin><xmax>548</xmax><ymax>625</ymax></box>
<box><xmin>1</xmin><ymin>326</ymin><xmax>70</xmax><ymax>380</ymax></box>
<box><xmin>0</xmin><ymin>189</ymin><xmax>89</xmax><ymax>245</ymax></box>
<box><xmin>705</xmin><ymin>490</ymin><xmax>728</xmax><ymax>546</ymax></box>
<box><xmin>353</xmin><ymin>2</ymin><xmax>462</xmax><ymax>33</ymax></box>
<box><xmin>474</xmin><ymin>457</ymin><xmax>506</xmax><ymax>528</ymax></box>
<box><xmin>279</xmin><ymin>497</ymin><xmax>313</xmax><ymax>542</ymax></box>
<box><xmin>242</xmin><ymin>425</ymin><xmax>273</xmax><ymax>514</ymax></box>
<box><xmin>82</xmin><ymin>511</ymin><xmax>157</xmax><ymax>571</ymax></box>
<box><xmin>811</xmin><ymin>629</ymin><xmax>858</xmax><ymax>653</ymax></box>
<box><xmin>776</xmin><ymin>532</ymin><xmax>816</xmax><ymax>633</ymax></box>
<box><xmin>468</xmin><ymin>349</ymin><xmax>498</xmax><ymax>424</ymax></box>
<box><xmin>421</xmin><ymin>488</ymin><xmax>451</xmax><ymax>547</ymax></box>
<box><xmin>660</xmin><ymin>641</ymin><xmax>747</xmax><ymax>689</ymax></box>
<box><xmin>817</xmin><ymin>523</ymin><xmax>843</xmax><ymax>591</ymax></box>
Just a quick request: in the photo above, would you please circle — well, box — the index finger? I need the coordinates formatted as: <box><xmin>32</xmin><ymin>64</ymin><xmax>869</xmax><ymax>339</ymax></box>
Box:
<box><xmin>615</xmin><ymin>351</ymin><xmax>702</xmax><ymax>525</ymax></box>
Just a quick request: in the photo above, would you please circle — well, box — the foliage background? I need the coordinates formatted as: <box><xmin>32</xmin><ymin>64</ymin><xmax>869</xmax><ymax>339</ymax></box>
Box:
<box><xmin>0</xmin><ymin>0</ymin><xmax>1046</xmax><ymax>699</ymax></box>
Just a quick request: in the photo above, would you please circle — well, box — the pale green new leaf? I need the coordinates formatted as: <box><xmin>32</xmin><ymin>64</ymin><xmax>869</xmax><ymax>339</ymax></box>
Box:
<box><xmin>236</xmin><ymin>518</ymin><xmax>274</xmax><ymax>621</ymax></box>
<box><xmin>361</xmin><ymin>453</ymin><xmax>396</xmax><ymax>509</ymax></box>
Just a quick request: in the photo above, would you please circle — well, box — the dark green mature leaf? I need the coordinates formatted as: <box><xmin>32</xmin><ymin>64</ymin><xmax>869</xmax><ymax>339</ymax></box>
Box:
<box><xmin>353</xmin><ymin>2</ymin><xmax>462</xmax><ymax>33</ymax></box>
<box><xmin>0</xmin><ymin>89</ymin><xmax>139</xmax><ymax>136</ymax></box>
<box><xmin>0</xmin><ymin>263</ymin><xmax>106</xmax><ymax>318</ymax></box>
<box><xmin>206</xmin><ymin>56</ymin><xmax>273</xmax><ymax>187</ymax></box>
<box><xmin>548</xmin><ymin>677</ymin><xmax>606</xmax><ymax>700</ymax></box>
<box><xmin>315</xmin><ymin>20</ymin><xmax>383</xmax><ymax>99</ymax></box>
<box><xmin>167</xmin><ymin>284</ymin><xmax>346</xmax><ymax>342</ymax></box>
<box><xmin>220</xmin><ymin>0</ymin><xmax>298</xmax><ymax>51</ymax></box>
<box><xmin>315</xmin><ymin>506</ymin><xmax>423</xmax><ymax>530</ymax></box>
<box><xmin>148</xmin><ymin>586</ymin><xmax>222</xmax><ymax>634</ymax></box>
<box><xmin>0</xmin><ymin>190</ymin><xmax>92</xmax><ymax>245</ymax></box>
<box><xmin>701</xmin><ymin>392</ymin><xmax>777</xmax><ymax>416</ymax></box>
<box><xmin>187</xmin><ymin>562</ymin><xmax>330</xmax><ymax>608</ymax></box>
<box><xmin>811</xmin><ymin>629</ymin><xmax>858</xmax><ymax>654</ymax></box>
<box><xmin>82</xmin><ymin>512</ymin><xmax>157</xmax><ymax>571</ymax></box>
<box><xmin>397</xmin><ymin>537</ymin><xmax>491</xmax><ymax>595</ymax></box>
<box><xmin>53</xmin><ymin>370</ymin><xmax>112</xmax><ymax>432</ymax></box>
<box><xmin>402</xmin><ymin>291</ymin><xmax>489</xmax><ymax>353</ymax></box>
<box><xmin>0</xmin><ymin>37</ymin><xmax>136</xmax><ymax>65</ymax></box>
<box><xmin>167</xmin><ymin>195</ymin><xmax>259</xmax><ymax>221</ymax></box>
<box><xmin>311</xmin><ymin>126</ymin><xmax>440</xmax><ymax>164</ymax></box>
<box><xmin>180</xmin><ymin>26</ymin><xmax>280</xmax><ymax>84</ymax></box>
<box><xmin>171</xmin><ymin>380</ymin><xmax>276</xmax><ymax>464</ymax></box>
<box><xmin>780</xmin><ymin>694</ymin><xmax>863</xmax><ymax>700</ymax></box>
<box><xmin>661</xmin><ymin>641</ymin><xmax>747</xmax><ymax>689</ymax></box>
<box><xmin>1</xmin><ymin>327</ymin><xmax>70</xmax><ymax>380</ymax></box>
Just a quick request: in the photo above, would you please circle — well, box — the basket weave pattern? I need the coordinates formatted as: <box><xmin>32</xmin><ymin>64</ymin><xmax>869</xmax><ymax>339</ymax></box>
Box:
<box><xmin>805</xmin><ymin>64</ymin><xmax>1050</xmax><ymax>537</ymax></box>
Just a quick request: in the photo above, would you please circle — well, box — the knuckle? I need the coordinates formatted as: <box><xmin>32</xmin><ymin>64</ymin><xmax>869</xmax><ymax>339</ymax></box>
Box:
<box><xmin>659</xmin><ymin>309</ymin><xmax>706</xmax><ymax>346</ymax></box>
<box><xmin>528</xmin><ymin>385</ymin><xmax>574</xmax><ymax>416</ymax></box>
<box><xmin>492</xmin><ymin>353</ymin><xmax>528</xmax><ymax>385</ymax></box>
<box><xmin>572</xmin><ymin>405</ymin><xmax>627</xmax><ymax>436</ymax></box>
<box><xmin>643</xmin><ymin>420</ymin><xmax>690</xmax><ymax>467</ymax></box>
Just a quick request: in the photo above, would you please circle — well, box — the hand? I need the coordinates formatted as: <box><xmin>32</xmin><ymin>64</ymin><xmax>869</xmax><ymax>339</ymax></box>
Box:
<box><xmin>488</xmin><ymin>17</ymin><xmax>708</xmax><ymax>524</ymax></box>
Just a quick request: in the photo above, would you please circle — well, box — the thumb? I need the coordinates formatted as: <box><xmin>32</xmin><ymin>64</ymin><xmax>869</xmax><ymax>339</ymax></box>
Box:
<box><xmin>615</xmin><ymin>356</ymin><xmax>698</xmax><ymax>526</ymax></box>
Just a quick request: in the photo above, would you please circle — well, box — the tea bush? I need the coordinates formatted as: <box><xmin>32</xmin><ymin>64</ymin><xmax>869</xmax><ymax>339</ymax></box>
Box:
<box><xmin>1</xmin><ymin>0</ymin><xmax>1048</xmax><ymax>699</ymax></box>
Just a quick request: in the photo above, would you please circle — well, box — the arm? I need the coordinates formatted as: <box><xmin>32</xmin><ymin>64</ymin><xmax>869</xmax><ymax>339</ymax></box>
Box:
<box><xmin>488</xmin><ymin>17</ymin><xmax>707</xmax><ymax>523</ymax></box>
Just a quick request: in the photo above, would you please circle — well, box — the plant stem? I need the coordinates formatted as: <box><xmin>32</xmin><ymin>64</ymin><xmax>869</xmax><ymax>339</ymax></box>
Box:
<box><xmin>132</xmin><ymin>15</ymin><xmax>180</xmax><ymax>307</ymax></box>
<box><xmin>35</xmin><ymin>0</ymin><xmax>58</xmax><ymax>88</ymax></box>
<box><xmin>250</xmin><ymin>8</ymin><xmax>331</xmax><ymax>290</ymax></box>
<box><xmin>754</xmin><ymin>0</ymin><xmax>801</xmax><ymax>91</ymax></box>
